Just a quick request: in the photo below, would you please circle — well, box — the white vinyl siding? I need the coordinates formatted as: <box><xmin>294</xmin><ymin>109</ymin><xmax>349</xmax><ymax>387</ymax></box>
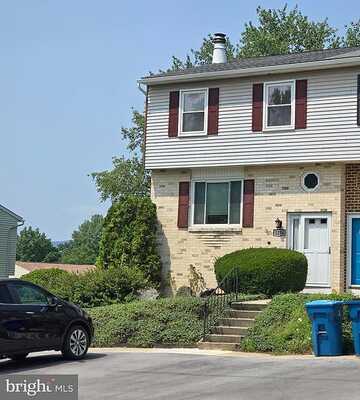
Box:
<box><xmin>145</xmin><ymin>67</ymin><xmax>360</xmax><ymax>169</ymax></box>
<box><xmin>0</xmin><ymin>209</ymin><xmax>19</xmax><ymax>278</ymax></box>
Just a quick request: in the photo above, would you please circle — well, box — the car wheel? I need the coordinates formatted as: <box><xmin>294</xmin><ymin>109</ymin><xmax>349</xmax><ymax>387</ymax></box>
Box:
<box><xmin>9</xmin><ymin>353</ymin><xmax>29</xmax><ymax>361</ymax></box>
<box><xmin>62</xmin><ymin>325</ymin><xmax>89</xmax><ymax>360</ymax></box>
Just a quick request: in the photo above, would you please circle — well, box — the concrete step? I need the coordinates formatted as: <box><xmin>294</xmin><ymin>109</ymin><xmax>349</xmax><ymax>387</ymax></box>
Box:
<box><xmin>213</xmin><ymin>326</ymin><xmax>249</xmax><ymax>336</ymax></box>
<box><xmin>198</xmin><ymin>341</ymin><xmax>241</xmax><ymax>351</ymax></box>
<box><xmin>219</xmin><ymin>317</ymin><xmax>255</xmax><ymax>327</ymax></box>
<box><xmin>206</xmin><ymin>334</ymin><xmax>244</xmax><ymax>343</ymax></box>
<box><xmin>226</xmin><ymin>309</ymin><xmax>262</xmax><ymax>319</ymax></box>
<box><xmin>231</xmin><ymin>301</ymin><xmax>268</xmax><ymax>311</ymax></box>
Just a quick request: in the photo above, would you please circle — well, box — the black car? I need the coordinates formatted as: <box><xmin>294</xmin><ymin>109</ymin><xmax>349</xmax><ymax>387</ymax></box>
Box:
<box><xmin>0</xmin><ymin>279</ymin><xmax>94</xmax><ymax>361</ymax></box>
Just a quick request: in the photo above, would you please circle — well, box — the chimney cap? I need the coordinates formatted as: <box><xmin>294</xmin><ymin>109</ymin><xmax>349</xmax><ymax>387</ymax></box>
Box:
<box><xmin>213</xmin><ymin>33</ymin><xmax>226</xmax><ymax>43</ymax></box>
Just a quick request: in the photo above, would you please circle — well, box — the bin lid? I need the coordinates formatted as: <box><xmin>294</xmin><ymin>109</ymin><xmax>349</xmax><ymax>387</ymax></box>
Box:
<box><xmin>305</xmin><ymin>300</ymin><xmax>343</xmax><ymax>308</ymax></box>
<box><xmin>343</xmin><ymin>300</ymin><xmax>360</xmax><ymax>305</ymax></box>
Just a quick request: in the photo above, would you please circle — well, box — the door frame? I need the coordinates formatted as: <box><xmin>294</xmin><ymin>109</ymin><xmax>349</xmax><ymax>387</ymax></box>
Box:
<box><xmin>347</xmin><ymin>213</ymin><xmax>360</xmax><ymax>290</ymax></box>
<box><xmin>287</xmin><ymin>212</ymin><xmax>332</xmax><ymax>288</ymax></box>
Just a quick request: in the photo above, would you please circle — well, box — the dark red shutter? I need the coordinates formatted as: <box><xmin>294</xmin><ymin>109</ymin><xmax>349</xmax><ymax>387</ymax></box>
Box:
<box><xmin>168</xmin><ymin>91</ymin><xmax>179</xmax><ymax>137</ymax></box>
<box><xmin>208</xmin><ymin>88</ymin><xmax>219</xmax><ymax>135</ymax></box>
<box><xmin>357</xmin><ymin>75</ymin><xmax>360</xmax><ymax>126</ymax></box>
<box><xmin>252</xmin><ymin>84</ymin><xmax>263</xmax><ymax>132</ymax></box>
<box><xmin>295</xmin><ymin>80</ymin><xmax>308</xmax><ymax>129</ymax></box>
<box><xmin>177</xmin><ymin>182</ymin><xmax>190</xmax><ymax>228</ymax></box>
<box><xmin>243</xmin><ymin>179</ymin><xmax>255</xmax><ymax>228</ymax></box>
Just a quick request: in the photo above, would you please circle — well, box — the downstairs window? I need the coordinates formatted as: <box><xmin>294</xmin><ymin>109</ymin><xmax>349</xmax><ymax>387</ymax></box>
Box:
<box><xmin>193</xmin><ymin>181</ymin><xmax>242</xmax><ymax>225</ymax></box>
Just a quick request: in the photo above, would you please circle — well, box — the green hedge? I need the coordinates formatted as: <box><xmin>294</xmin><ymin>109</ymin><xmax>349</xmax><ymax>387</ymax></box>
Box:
<box><xmin>241</xmin><ymin>293</ymin><xmax>358</xmax><ymax>354</ymax></box>
<box><xmin>88</xmin><ymin>297</ymin><xmax>204</xmax><ymax>347</ymax></box>
<box><xmin>22</xmin><ymin>267</ymin><xmax>147</xmax><ymax>308</ymax></box>
<box><xmin>214</xmin><ymin>248</ymin><xmax>307</xmax><ymax>296</ymax></box>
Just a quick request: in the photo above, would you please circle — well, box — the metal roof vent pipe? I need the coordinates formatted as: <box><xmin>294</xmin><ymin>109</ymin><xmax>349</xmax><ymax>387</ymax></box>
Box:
<box><xmin>212</xmin><ymin>33</ymin><xmax>227</xmax><ymax>64</ymax></box>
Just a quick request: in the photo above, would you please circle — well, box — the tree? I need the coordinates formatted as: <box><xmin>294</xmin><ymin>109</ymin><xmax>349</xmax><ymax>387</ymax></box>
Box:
<box><xmin>91</xmin><ymin>110</ymin><xmax>150</xmax><ymax>203</ymax></box>
<box><xmin>170</xmin><ymin>5</ymin><xmax>359</xmax><ymax>69</ymax></box>
<box><xmin>16</xmin><ymin>227</ymin><xmax>60</xmax><ymax>262</ymax></box>
<box><xmin>97</xmin><ymin>196</ymin><xmax>161</xmax><ymax>287</ymax></box>
<box><xmin>60</xmin><ymin>215</ymin><xmax>104</xmax><ymax>265</ymax></box>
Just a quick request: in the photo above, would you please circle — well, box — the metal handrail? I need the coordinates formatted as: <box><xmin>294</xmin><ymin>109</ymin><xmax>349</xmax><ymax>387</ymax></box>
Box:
<box><xmin>202</xmin><ymin>266</ymin><xmax>240</xmax><ymax>341</ymax></box>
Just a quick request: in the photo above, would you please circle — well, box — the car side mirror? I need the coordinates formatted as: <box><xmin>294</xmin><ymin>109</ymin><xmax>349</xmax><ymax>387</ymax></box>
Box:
<box><xmin>48</xmin><ymin>297</ymin><xmax>58</xmax><ymax>307</ymax></box>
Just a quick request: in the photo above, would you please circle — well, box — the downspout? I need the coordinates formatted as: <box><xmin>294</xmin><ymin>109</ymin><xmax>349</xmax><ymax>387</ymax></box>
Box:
<box><xmin>6</xmin><ymin>220</ymin><xmax>24</xmax><ymax>278</ymax></box>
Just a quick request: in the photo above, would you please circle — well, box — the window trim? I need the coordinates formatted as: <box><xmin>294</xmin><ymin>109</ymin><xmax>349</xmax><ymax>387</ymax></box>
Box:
<box><xmin>301</xmin><ymin>171</ymin><xmax>320</xmax><ymax>192</ymax></box>
<box><xmin>190</xmin><ymin>178</ymin><xmax>244</xmax><ymax>228</ymax></box>
<box><xmin>263</xmin><ymin>80</ymin><xmax>295</xmax><ymax>131</ymax></box>
<box><xmin>179</xmin><ymin>88</ymin><xmax>208</xmax><ymax>136</ymax></box>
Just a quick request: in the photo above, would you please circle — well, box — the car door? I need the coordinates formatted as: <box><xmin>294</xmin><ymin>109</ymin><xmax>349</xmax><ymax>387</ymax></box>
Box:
<box><xmin>7</xmin><ymin>282</ymin><xmax>68</xmax><ymax>351</ymax></box>
<box><xmin>0</xmin><ymin>283</ymin><xmax>20</xmax><ymax>355</ymax></box>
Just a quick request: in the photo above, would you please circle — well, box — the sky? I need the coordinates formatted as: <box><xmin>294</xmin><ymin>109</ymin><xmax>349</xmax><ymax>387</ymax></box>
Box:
<box><xmin>3</xmin><ymin>0</ymin><xmax>360</xmax><ymax>240</ymax></box>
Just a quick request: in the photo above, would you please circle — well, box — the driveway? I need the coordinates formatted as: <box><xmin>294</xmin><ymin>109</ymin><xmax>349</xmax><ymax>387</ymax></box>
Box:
<box><xmin>0</xmin><ymin>349</ymin><xmax>359</xmax><ymax>400</ymax></box>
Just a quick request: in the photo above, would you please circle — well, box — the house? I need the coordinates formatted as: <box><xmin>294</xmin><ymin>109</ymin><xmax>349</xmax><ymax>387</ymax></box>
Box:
<box><xmin>0</xmin><ymin>204</ymin><xmax>24</xmax><ymax>278</ymax></box>
<box><xmin>138</xmin><ymin>33</ymin><xmax>360</xmax><ymax>295</ymax></box>
<box><xmin>13</xmin><ymin>261</ymin><xmax>95</xmax><ymax>278</ymax></box>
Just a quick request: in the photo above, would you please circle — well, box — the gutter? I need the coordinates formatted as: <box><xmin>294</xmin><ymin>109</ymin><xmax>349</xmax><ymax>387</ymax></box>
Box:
<box><xmin>138</xmin><ymin>56</ymin><xmax>360</xmax><ymax>86</ymax></box>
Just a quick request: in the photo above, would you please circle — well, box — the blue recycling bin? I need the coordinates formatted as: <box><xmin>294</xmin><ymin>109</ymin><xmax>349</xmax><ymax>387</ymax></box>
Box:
<box><xmin>346</xmin><ymin>301</ymin><xmax>360</xmax><ymax>356</ymax></box>
<box><xmin>306</xmin><ymin>300</ymin><xmax>343</xmax><ymax>356</ymax></box>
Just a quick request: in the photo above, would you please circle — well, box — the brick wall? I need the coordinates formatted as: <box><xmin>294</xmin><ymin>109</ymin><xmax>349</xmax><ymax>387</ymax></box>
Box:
<box><xmin>344</xmin><ymin>164</ymin><xmax>360</xmax><ymax>289</ymax></box>
<box><xmin>152</xmin><ymin>163</ymin><xmax>345</xmax><ymax>294</ymax></box>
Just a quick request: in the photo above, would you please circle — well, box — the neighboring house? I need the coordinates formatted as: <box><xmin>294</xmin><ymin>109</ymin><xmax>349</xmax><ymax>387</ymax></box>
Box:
<box><xmin>0</xmin><ymin>204</ymin><xmax>24</xmax><ymax>278</ymax></box>
<box><xmin>139</xmin><ymin>33</ymin><xmax>360</xmax><ymax>294</ymax></box>
<box><xmin>14</xmin><ymin>262</ymin><xmax>95</xmax><ymax>278</ymax></box>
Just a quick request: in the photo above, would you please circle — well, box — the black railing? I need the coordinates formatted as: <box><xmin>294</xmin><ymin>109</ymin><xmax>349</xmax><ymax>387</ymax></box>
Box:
<box><xmin>202</xmin><ymin>267</ymin><xmax>241</xmax><ymax>341</ymax></box>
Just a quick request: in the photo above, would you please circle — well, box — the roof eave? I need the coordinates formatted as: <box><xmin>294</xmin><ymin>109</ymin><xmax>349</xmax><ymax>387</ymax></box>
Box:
<box><xmin>138</xmin><ymin>57</ymin><xmax>360</xmax><ymax>86</ymax></box>
<box><xmin>0</xmin><ymin>204</ymin><xmax>24</xmax><ymax>222</ymax></box>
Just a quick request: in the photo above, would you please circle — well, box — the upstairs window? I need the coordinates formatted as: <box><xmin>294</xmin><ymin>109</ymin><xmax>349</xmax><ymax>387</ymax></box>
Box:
<box><xmin>193</xmin><ymin>181</ymin><xmax>242</xmax><ymax>225</ymax></box>
<box><xmin>264</xmin><ymin>81</ymin><xmax>295</xmax><ymax>130</ymax></box>
<box><xmin>180</xmin><ymin>89</ymin><xmax>208</xmax><ymax>135</ymax></box>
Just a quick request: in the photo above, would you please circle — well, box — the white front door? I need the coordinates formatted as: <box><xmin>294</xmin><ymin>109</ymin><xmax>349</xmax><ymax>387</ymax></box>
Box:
<box><xmin>288</xmin><ymin>213</ymin><xmax>331</xmax><ymax>287</ymax></box>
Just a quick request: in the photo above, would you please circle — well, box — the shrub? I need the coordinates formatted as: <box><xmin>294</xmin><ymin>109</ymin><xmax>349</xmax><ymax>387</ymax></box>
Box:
<box><xmin>22</xmin><ymin>268</ymin><xmax>77</xmax><ymax>300</ymax></box>
<box><xmin>97</xmin><ymin>196</ymin><xmax>162</xmax><ymax>287</ymax></box>
<box><xmin>214</xmin><ymin>248</ymin><xmax>307</xmax><ymax>296</ymax></box>
<box><xmin>71</xmin><ymin>267</ymin><xmax>147</xmax><ymax>308</ymax></box>
<box><xmin>241</xmin><ymin>293</ymin><xmax>357</xmax><ymax>354</ymax></box>
<box><xmin>22</xmin><ymin>267</ymin><xmax>148</xmax><ymax>308</ymax></box>
<box><xmin>88</xmin><ymin>297</ymin><xmax>204</xmax><ymax>347</ymax></box>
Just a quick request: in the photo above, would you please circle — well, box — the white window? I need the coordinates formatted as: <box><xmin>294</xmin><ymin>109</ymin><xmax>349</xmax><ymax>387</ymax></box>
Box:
<box><xmin>264</xmin><ymin>81</ymin><xmax>295</xmax><ymax>130</ymax></box>
<box><xmin>192</xmin><ymin>180</ymin><xmax>242</xmax><ymax>225</ymax></box>
<box><xmin>180</xmin><ymin>89</ymin><xmax>208</xmax><ymax>135</ymax></box>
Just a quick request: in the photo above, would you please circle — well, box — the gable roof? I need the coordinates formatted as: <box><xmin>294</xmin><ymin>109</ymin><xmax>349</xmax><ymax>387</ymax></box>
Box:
<box><xmin>16</xmin><ymin>261</ymin><xmax>95</xmax><ymax>274</ymax></box>
<box><xmin>0</xmin><ymin>204</ymin><xmax>23</xmax><ymax>222</ymax></box>
<box><xmin>139</xmin><ymin>46</ymin><xmax>360</xmax><ymax>85</ymax></box>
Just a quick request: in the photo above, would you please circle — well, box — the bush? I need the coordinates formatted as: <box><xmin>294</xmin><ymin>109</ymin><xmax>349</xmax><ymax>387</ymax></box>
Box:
<box><xmin>71</xmin><ymin>267</ymin><xmax>147</xmax><ymax>308</ymax></box>
<box><xmin>88</xmin><ymin>297</ymin><xmax>204</xmax><ymax>347</ymax></box>
<box><xmin>97</xmin><ymin>196</ymin><xmax>162</xmax><ymax>287</ymax></box>
<box><xmin>22</xmin><ymin>268</ymin><xmax>77</xmax><ymax>300</ymax></box>
<box><xmin>22</xmin><ymin>267</ymin><xmax>148</xmax><ymax>308</ymax></box>
<box><xmin>214</xmin><ymin>248</ymin><xmax>307</xmax><ymax>296</ymax></box>
<box><xmin>241</xmin><ymin>293</ymin><xmax>357</xmax><ymax>354</ymax></box>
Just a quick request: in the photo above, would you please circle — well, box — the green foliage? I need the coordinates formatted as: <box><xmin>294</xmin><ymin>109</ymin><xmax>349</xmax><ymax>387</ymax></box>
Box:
<box><xmin>97</xmin><ymin>196</ymin><xmax>162</xmax><ymax>287</ymax></box>
<box><xmin>60</xmin><ymin>215</ymin><xmax>104</xmax><ymax>264</ymax></box>
<box><xmin>170</xmin><ymin>5</ymin><xmax>359</xmax><ymax>70</ymax></box>
<box><xmin>214</xmin><ymin>248</ymin><xmax>307</xmax><ymax>296</ymax></box>
<box><xmin>22</xmin><ymin>268</ymin><xmax>76</xmax><ymax>300</ymax></box>
<box><xmin>241</xmin><ymin>293</ymin><xmax>358</xmax><ymax>354</ymax></box>
<box><xmin>88</xmin><ymin>297</ymin><xmax>204</xmax><ymax>347</ymax></box>
<box><xmin>91</xmin><ymin>110</ymin><xmax>150</xmax><ymax>203</ymax></box>
<box><xmin>22</xmin><ymin>266</ymin><xmax>147</xmax><ymax>308</ymax></box>
<box><xmin>16</xmin><ymin>226</ymin><xmax>60</xmax><ymax>262</ymax></box>
<box><xmin>71</xmin><ymin>266</ymin><xmax>147</xmax><ymax>308</ymax></box>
